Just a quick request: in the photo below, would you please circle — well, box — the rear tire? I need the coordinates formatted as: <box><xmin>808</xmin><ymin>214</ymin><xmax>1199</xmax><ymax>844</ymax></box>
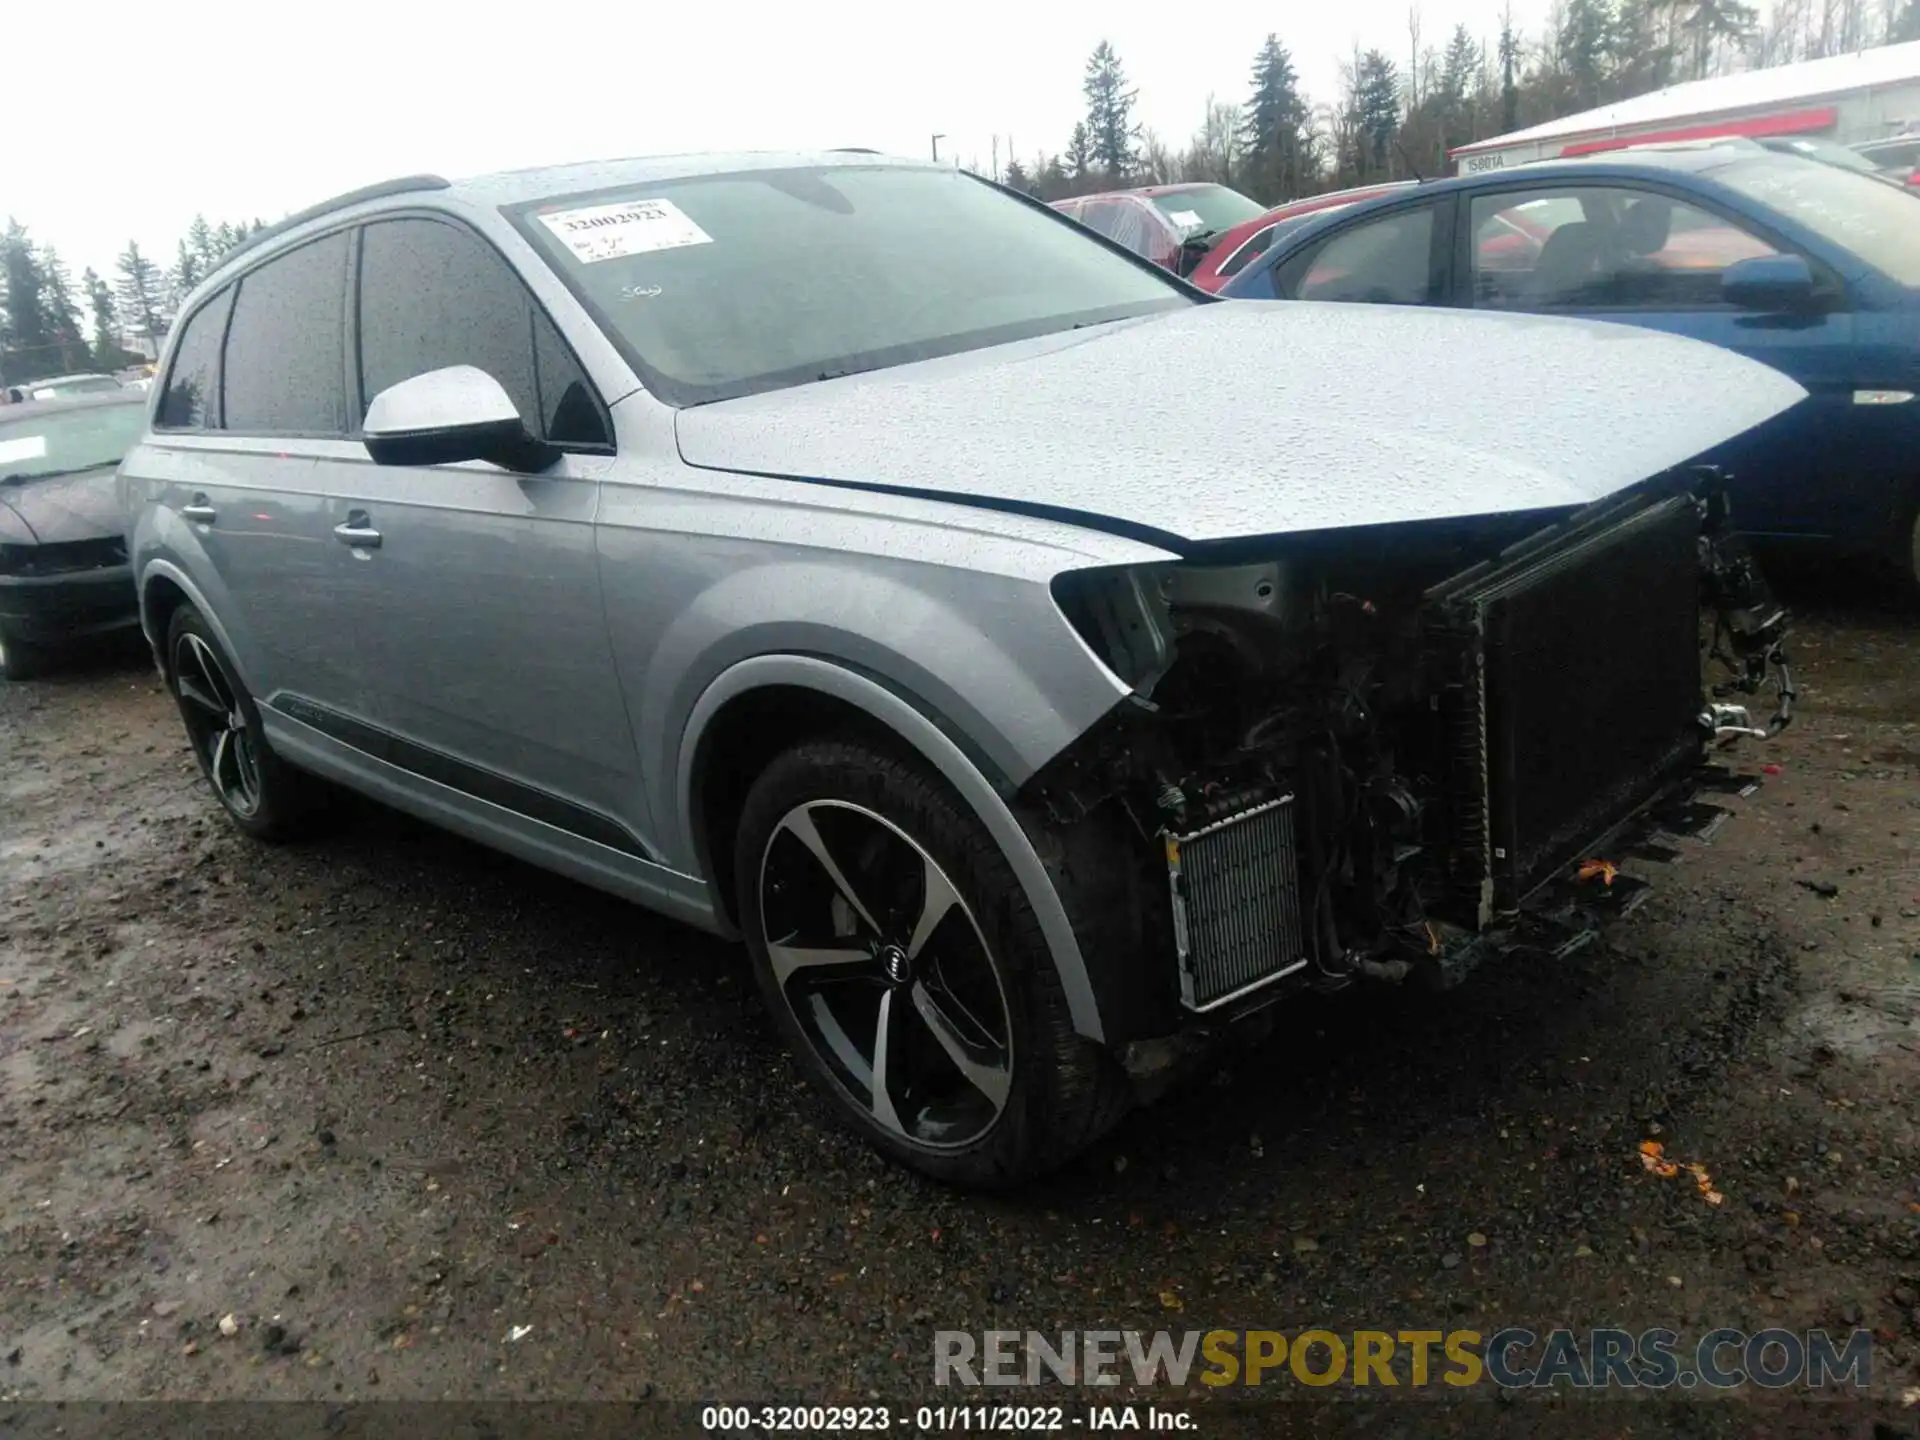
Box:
<box><xmin>0</xmin><ymin>630</ymin><xmax>54</xmax><ymax>681</ymax></box>
<box><xmin>165</xmin><ymin>604</ymin><xmax>330</xmax><ymax>841</ymax></box>
<box><xmin>734</xmin><ymin>738</ymin><xmax>1129</xmax><ymax>1188</ymax></box>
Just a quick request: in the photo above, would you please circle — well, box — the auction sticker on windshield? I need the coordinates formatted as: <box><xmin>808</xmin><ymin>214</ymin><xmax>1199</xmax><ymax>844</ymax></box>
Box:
<box><xmin>0</xmin><ymin>434</ymin><xmax>49</xmax><ymax>466</ymax></box>
<box><xmin>536</xmin><ymin>199</ymin><xmax>713</xmax><ymax>264</ymax></box>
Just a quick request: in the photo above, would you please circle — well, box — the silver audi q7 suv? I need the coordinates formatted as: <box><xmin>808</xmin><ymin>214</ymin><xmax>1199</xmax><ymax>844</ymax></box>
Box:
<box><xmin>123</xmin><ymin>151</ymin><xmax>1800</xmax><ymax>1186</ymax></box>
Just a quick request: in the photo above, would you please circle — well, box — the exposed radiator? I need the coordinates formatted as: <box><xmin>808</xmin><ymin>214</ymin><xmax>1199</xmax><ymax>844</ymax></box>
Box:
<box><xmin>1427</xmin><ymin>490</ymin><xmax>1706</xmax><ymax>924</ymax></box>
<box><xmin>1164</xmin><ymin>796</ymin><xmax>1310</xmax><ymax>1012</ymax></box>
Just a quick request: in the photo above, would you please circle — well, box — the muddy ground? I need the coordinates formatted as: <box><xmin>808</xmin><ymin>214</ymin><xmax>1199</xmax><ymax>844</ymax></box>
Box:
<box><xmin>2</xmin><ymin>584</ymin><xmax>1917</xmax><ymax>1434</ymax></box>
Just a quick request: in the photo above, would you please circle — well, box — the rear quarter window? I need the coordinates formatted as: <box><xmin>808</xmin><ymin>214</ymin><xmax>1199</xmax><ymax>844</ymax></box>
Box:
<box><xmin>157</xmin><ymin>286</ymin><xmax>235</xmax><ymax>430</ymax></box>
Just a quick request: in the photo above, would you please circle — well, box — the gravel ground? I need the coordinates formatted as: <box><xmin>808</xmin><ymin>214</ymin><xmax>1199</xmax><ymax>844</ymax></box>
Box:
<box><xmin>1</xmin><ymin>593</ymin><xmax>1917</xmax><ymax>1434</ymax></box>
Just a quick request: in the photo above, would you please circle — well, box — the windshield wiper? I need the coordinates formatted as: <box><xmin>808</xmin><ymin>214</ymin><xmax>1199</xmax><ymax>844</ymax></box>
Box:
<box><xmin>0</xmin><ymin>466</ymin><xmax>102</xmax><ymax>487</ymax></box>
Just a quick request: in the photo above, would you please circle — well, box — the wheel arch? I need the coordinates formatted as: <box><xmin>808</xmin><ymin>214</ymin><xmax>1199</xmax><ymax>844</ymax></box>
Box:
<box><xmin>678</xmin><ymin>654</ymin><xmax>1108</xmax><ymax>1042</ymax></box>
<box><xmin>138</xmin><ymin>559</ymin><xmax>251</xmax><ymax>690</ymax></box>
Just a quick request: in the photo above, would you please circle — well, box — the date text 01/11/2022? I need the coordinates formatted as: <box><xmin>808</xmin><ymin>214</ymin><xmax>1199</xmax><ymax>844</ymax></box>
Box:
<box><xmin>699</xmin><ymin>1404</ymin><xmax>1198</xmax><ymax>1432</ymax></box>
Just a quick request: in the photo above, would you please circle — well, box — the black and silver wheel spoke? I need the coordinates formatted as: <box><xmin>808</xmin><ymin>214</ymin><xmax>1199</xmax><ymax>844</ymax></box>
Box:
<box><xmin>868</xmin><ymin>988</ymin><xmax>906</xmax><ymax>1133</ymax></box>
<box><xmin>176</xmin><ymin>638</ymin><xmax>227</xmax><ymax>718</ymax></box>
<box><xmin>775</xmin><ymin>806</ymin><xmax>882</xmax><ymax>936</ymax></box>
<box><xmin>173</xmin><ymin>632</ymin><xmax>260</xmax><ymax>818</ymax></box>
<box><xmin>911</xmin><ymin>980</ymin><xmax>1011</xmax><ymax>1110</ymax></box>
<box><xmin>906</xmin><ymin>863</ymin><xmax>960</xmax><ymax>961</ymax></box>
<box><xmin>760</xmin><ymin>798</ymin><xmax>1014</xmax><ymax>1150</ymax></box>
<box><xmin>767</xmin><ymin>940</ymin><xmax>879</xmax><ymax>986</ymax></box>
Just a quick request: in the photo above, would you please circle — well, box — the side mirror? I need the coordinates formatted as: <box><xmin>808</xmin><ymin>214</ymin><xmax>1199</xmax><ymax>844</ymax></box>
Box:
<box><xmin>362</xmin><ymin>366</ymin><xmax>558</xmax><ymax>471</ymax></box>
<box><xmin>1721</xmin><ymin>254</ymin><xmax>1817</xmax><ymax>313</ymax></box>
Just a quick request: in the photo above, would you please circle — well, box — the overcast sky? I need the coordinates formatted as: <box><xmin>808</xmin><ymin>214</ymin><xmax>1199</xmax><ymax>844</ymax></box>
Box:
<box><xmin>13</xmin><ymin>0</ymin><xmax>1548</xmax><ymax>284</ymax></box>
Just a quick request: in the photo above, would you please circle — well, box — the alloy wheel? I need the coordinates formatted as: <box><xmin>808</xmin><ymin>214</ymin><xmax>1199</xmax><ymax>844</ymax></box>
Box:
<box><xmin>172</xmin><ymin>631</ymin><xmax>262</xmax><ymax>818</ymax></box>
<box><xmin>757</xmin><ymin>800</ymin><xmax>1014</xmax><ymax>1149</ymax></box>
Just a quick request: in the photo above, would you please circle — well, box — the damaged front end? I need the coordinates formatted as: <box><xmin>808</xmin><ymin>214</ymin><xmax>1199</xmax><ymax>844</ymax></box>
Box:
<box><xmin>1027</xmin><ymin>468</ymin><xmax>1791</xmax><ymax>1081</ymax></box>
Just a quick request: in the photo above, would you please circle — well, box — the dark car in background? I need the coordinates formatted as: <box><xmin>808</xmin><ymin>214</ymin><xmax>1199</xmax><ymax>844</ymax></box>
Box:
<box><xmin>1221</xmin><ymin>144</ymin><xmax>1920</xmax><ymax>590</ymax></box>
<box><xmin>1049</xmin><ymin>182</ymin><xmax>1265</xmax><ymax>275</ymax></box>
<box><xmin>0</xmin><ymin>392</ymin><xmax>147</xmax><ymax>678</ymax></box>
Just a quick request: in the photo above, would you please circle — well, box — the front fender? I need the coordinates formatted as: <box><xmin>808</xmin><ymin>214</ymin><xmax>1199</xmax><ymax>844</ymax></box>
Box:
<box><xmin>675</xmin><ymin>653</ymin><xmax>1109</xmax><ymax>1042</ymax></box>
<box><xmin>635</xmin><ymin>559</ymin><xmax>1134</xmax><ymax>863</ymax></box>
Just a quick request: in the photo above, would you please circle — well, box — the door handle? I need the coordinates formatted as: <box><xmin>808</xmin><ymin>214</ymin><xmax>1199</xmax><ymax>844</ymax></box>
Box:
<box><xmin>333</xmin><ymin>509</ymin><xmax>382</xmax><ymax>549</ymax></box>
<box><xmin>181</xmin><ymin>495</ymin><xmax>217</xmax><ymax>525</ymax></box>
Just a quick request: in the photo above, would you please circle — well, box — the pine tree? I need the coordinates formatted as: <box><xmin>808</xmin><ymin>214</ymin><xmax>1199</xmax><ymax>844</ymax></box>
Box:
<box><xmin>1680</xmin><ymin>0</ymin><xmax>1759</xmax><ymax>77</ymax></box>
<box><xmin>170</xmin><ymin>240</ymin><xmax>204</xmax><ymax>310</ymax></box>
<box><xmin>186</xmin><ymin>214</ymin><xmax>219</xmax><ymax>273</ymax></box>
<box><xmin>38</xmin><ymin>247</ymin><xmax>87</xmax><ymax>372</ymax></box>
<box><xmin>1036</xmin><ymin>154</ymin><xmax>1070</xmax><ymax>200</ymax></box>
<box><xmin>83</xmin><ymin>268</ymin><xmax>119</xmax><ymax>368</ymax></box>
<box><xmin>115</xmin><ymin>241</ymin><xmax>166</xmax><ymax>358</ymax></box>
<box><xmin>1064</xmin><ymin>122</ymin><xmax>1095</xmax><ymax>186</ymax></box>
<box><xmin>1558</xmin><ymin>0</ymin><xmax>1618</xmax><ymax>110</ymax></box>
<box><xmin>1438</xmin><ymin>24</ymin><xmax>1481</xmax><ymax>104</ymax></box>
<box><xmin>1354</xmin><ymin>50</ymin><xmax>1402</xmax><ymax>175</ymax></box>
<box><xmin>2</xmin><ymin>220</ymin><xmax>51</xmax><ymax>376</ymax></box>
<box><xmin>1498</xmin><ymin>16</ymin><xmax>1521</xmax><ymax>132</ymax></box>
<box><xmin>1243</xmin><ymin>35</ymin><xmax>1312</xmax><ymax>203</ymax></box>
<box><xmin>1002</xmin><ymin>158</ymin><xmax>1033</xmax><ymax>194</ymax></box>
<box><xmin>1082</xmin><ymin>41</ymin><xmax>1138</xmax><ymax>184</ymax></box>
<box><xmin>1613</xmin><ymin>0</ymin><xmax>1677</xmax><ymax>97</ymax></box>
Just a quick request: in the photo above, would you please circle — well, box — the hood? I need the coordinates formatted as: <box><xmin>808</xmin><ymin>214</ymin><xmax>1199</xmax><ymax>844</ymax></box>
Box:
<box><xmin>0</xmin><ymin>463</ymin><xmax>124</xmax><ymax>545</ymax></box>
<box><xmin>674</xmin><ymin>302</ymin><xmax>1808</xmax><ymax>548</ymax></box>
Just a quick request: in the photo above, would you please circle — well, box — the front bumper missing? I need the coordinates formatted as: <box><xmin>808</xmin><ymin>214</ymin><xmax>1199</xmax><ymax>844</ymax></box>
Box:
<box><xmin>0</xmin><ymin>563</ymin><xmax>139</xmax><ymax>643</ymax></box>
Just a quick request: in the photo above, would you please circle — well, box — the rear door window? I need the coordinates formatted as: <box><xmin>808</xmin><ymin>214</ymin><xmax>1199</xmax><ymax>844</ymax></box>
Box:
<box><xmin>221</xmin><ymin>233</ymin><xmax>351</xmax><ymax>435</ymax></box>
<box><xmin>1278</xmin><ymin>207</ymin><xmax>1439</xmax><ymax>304</ymax></box>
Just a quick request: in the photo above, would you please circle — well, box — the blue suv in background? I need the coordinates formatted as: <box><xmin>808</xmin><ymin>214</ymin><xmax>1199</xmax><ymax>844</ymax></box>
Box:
<box><xmin>1222</xmin><ymin>142</ymin><xmax>1920</xmax><ymax>591</ymax></box>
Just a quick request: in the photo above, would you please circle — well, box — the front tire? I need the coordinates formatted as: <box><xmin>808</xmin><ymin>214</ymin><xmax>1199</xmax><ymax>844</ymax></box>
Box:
<box><xmin>735</xmin><ymin>738</ymin><xmax>1129</xmax><ymax>1188</ymax></box>
<box><xmin>165</xmin><ymin>604</ymin><xmax>328</xmax><ymax>841</ymax></box>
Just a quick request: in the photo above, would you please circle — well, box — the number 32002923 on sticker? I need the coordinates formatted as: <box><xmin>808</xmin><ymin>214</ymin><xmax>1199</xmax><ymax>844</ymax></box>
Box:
<box><xmin>535</xmin><ymin>197</ymin><xmax>713</xmax><ymax>264</ymax></box>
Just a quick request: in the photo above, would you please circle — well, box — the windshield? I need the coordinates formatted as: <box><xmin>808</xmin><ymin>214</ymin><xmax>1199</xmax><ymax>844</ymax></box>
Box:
<box><xmin>1714</xmin><ymin>156</ymin><xmax>1920</xmax><ymax>285</ymax></box>
<box><xmin>0</xmin><ymin>403</ymin><xmax>148</xmax><ymax>481</ymax></box>
<box><xmin>512</xmin><ymin>165</ymin><xmax>1190</xmax><ymax>405</ymax></box>
<box><xmin>1149</xmin><ymin>185</ymin><xmax>1266</xmax><ymax>236</ymax></box>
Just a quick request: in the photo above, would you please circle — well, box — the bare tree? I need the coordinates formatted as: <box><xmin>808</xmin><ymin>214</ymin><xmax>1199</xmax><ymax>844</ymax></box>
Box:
<box><xmin>1408</xmin><ymin>6</ymin><xmax>1425</xmax><ymax>107</ymax></box>
<box><xmin>1186</xmin><ymin>96</ymin><xmax>1244</xmax><ymax>184</ymax></box>
<box><xmin>1138</xmin><ymin>130</ymin><xmax>1180</xmax><ymax>185</ymax></box>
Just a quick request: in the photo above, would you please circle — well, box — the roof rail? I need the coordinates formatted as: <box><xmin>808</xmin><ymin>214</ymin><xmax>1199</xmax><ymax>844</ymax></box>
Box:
<box><xmin>215</xmin><ymin>173</ymin><xmax>454</xmax><ymax>272</ymax></box>
<box><xmin>828</xmin><ymin>147</ymin><xmax>882</xmax><ymax>154</ymax></box>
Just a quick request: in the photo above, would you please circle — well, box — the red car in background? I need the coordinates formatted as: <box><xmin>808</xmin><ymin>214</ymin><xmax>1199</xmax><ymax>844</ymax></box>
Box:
<box><xmin>1187</xmin><ymin>182</ymin><xmax>1417</xmax><ymax>292</ymax></box>
<box><xmin>1049</xmin><ymin>183</ymin><xmax>1266</xmax><ymax>275</ymax></box>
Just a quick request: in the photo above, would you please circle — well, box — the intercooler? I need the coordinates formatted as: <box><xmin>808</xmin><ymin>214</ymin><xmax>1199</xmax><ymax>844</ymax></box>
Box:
<box><xmin>1425</xmin><ymin>490</ymin><xmax>1707</xmax><ymax>926</ymax></box>
<box><xmin>1164</xmin><ymin>796</ymin><xmax>1310</xmax><ymax>1011</ymax></box>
